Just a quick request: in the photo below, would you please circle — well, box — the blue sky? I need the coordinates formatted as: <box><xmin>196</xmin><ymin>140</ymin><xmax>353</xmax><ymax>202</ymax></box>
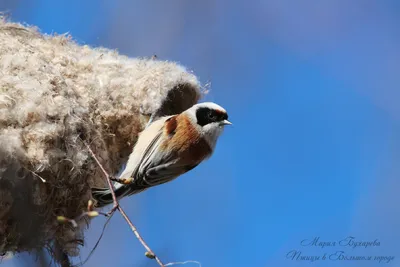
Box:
<box><xmin>2</xmin><ymin>1</ymin><xmax>400</xmax><ymax>266</ymax></box>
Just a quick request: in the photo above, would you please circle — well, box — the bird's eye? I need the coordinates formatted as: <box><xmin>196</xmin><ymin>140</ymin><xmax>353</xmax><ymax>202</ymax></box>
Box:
<box><xmin>208</xmin><ymin>112</ymin><xmax>217</xmax><ymax>120</ymax></box>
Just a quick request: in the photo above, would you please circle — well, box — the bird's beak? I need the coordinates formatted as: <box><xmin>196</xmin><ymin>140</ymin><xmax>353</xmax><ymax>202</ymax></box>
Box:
<box><xmin>220</xmin><ymin>120</ymin><xmax>232</xmax><ymax>126</ymax></box>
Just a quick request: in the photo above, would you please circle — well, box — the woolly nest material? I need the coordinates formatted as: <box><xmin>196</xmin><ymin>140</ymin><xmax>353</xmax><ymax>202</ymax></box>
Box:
<box><xmin>0</xmin><ymin>17</ymin><xmax>202</xmax><ymax>260</ymax></box>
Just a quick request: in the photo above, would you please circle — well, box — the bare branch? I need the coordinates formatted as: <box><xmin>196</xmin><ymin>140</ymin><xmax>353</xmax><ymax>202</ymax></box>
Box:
<box><xmin>82</xmin><ymin>140</ymin><xmax>165</xmax><ymax>267</ymax></box>
<box><xmin>68</xmin><ymin>140</ymin><xmax>202</xmax><ymax>267</ymax></box>
<box><xmin>165</xmin><ymin>261</ymin><xmax>202</xmax><ymax>267</ymax></box>
<box><xmin>83</xmin><ymin>141</ymin><xmax>119</xmax><ymax>215</ymax></box>
<box><xmin>73</xmin><ymin>215</ymin><xmax>113</xmax><ymax>267</ymax></box>
<box><xmin>118</xmin><ymin>206</ymin><xmax>165</xmax><ymax>266</ymax></box>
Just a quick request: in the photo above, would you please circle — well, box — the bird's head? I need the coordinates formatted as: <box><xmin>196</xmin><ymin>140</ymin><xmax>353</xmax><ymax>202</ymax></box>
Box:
<box><xmin>185</xmin><ymin>102</ymin><xmax>231</xmax><ymax>148</ymax></box>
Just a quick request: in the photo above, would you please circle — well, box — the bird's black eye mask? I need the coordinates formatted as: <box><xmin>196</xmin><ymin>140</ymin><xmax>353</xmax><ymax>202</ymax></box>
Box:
<box><xmin>196</xmin><ymin>107</ymin><xmax>228</xmax><ymax>126</ymax></box>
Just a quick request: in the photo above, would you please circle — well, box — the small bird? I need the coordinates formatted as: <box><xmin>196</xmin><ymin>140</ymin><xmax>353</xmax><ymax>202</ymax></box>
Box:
<box><xmin>92</xmin><ymin>102</ymin><xmax>231</xmax><ymax>207</ymax></box>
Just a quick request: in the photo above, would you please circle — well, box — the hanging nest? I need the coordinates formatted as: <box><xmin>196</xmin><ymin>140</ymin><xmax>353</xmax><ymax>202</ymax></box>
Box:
<box><xmin>0</xmin><ymin>16</ymin><xmax>202</xmax><ymax>263</ymax></box>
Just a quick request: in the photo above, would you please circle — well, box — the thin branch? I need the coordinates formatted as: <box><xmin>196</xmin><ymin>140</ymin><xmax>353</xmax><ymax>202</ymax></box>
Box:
<box><xmin>24</xmin><ymin>166</ymin><xmax>47</xmax><ymax>183</ymax></box>
<box><xmin>118</xmin><ymin>206</ymin><xmax>164</xmax><ymax>266</ymax></box>
<box><xmin>80</xmin><ymin>140</ymin><xmax>201</xmax><ymax>267</ymax></box>
<box><xmin>165</xmin><ymin>261</ymin><xmax>202</xmax><ymax>267</ymax></box>
<box><xmin>73</xmin><ymin>215</ymin><xmax>113</xmax><ymax>267</ymax></box>
<box><xmin>82</xmin><ymin>140</ymin><xmax>165</xmax><ymax>267</ymax></box>
<box><xmin>83</xmin><ymin>141</ymin><xmax>119</xmax><ymax>215</ymax></box>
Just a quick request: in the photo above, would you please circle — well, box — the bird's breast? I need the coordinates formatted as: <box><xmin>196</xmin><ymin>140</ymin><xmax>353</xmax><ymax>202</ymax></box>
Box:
<box><xmin>162</xmin><ymin>115</ymin><xmax>212</xmax><ymax>163</ymax></box>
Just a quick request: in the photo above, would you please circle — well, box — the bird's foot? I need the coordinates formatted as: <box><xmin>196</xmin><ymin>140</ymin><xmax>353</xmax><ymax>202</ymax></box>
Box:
<box><xmin>109</xmin><ymin>176</ymin><xmax>134</xmax><ymax>185</ymax></box>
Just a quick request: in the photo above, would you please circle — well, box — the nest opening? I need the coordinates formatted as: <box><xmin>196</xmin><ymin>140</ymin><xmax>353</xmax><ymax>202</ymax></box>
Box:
<box><xmin>153</xmin><ymin>82</ymin><xmax>200</xmax><ymax>118</ymax></box>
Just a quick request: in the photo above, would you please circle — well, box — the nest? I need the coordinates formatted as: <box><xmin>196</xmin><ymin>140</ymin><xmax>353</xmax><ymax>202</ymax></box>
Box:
<box><xmin>0</xmin><ymin>16</ymin><xmax>202</xmax><ymax>263</ymax></box>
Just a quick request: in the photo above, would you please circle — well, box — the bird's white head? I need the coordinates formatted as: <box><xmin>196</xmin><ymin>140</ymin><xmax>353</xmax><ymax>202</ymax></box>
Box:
<box><xmin>185</xmin><ymin>102</ymin><xmax>231</xmax><ymax>149</ymax></box>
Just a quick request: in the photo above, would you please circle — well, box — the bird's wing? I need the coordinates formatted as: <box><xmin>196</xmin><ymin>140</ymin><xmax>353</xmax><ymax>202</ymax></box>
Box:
<box><xmin>112</xmin><ymin>114</ymin><xmax>175</xmax><ymax>182</ymax></box>
<box><xmin>91</xmin><ymin>123</ymin><xmax>168</xmax><ymax>205</ymax></box>
<box><xmin>143</xmin><ymin>162</ymin><xmax>200</xmax><ymax>186</ymax></box>
<box><xmin>92</xmin><ymin>117</ymin><xmax>169</xmax><ymax>206</ymax></box>
<box><xmin>92</xmin><ymin>114</ymin><xmax>202</xmax><ymax>206</ymax></box>
<box><xmin>127</xmin><ymin>116</ymin><xmax>180</xmax><ymax>190</ymax></box>
<box><xmin>114</xmin><ymin>129</ymin><xmax>166</xmax><ymax>198</ymax></box>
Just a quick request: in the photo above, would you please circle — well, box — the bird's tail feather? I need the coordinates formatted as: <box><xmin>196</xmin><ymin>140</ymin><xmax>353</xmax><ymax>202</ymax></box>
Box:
<box><xmin>92</xmin><ymin>182</ymin><xmax>147</xmax><ymax>207</ymax></box>
<box><xmin>92</xmin><ymin>163</ymin><xmax>128</xmax><ymax>207</ymax></box>
<box><xmin>92</xmin><ymin>186</ymin><xmax>114</xmax><ymax>207</ymax></box>
<box><xmin>91</xmin><ymin>182</ymin><xmax>126</xmax><ymax>207</ymax></box>
<box><xmin>91</xmin><ymin>187</ymin><xmax>114</xmax><ymax>207</ymax></box>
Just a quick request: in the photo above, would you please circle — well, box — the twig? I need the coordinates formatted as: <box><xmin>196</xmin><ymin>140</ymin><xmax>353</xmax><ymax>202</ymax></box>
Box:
<box><xmin>82</xmin><ymin>140</ymin><xmax>165</xmax><ymax>267</ymax></box>
<box><xmin>57</xmin><ymin>200</ymin><xmax>101</xmax><ymax>228</ymax></box>
<box><xmin>165</xmin><ymin>261</ymin><xmax>202</xmax><ymax>267</ymax></box>
<box><xmin>73</xmin><ymin>214</ymin><xmax>113</xmax><ymax>267</ymax></box>
<box><xmin>24</xmin><ymin>167</ymin><xmax>47</xmax><ymax>183</ymax></box>
<box><xmin>83</xmin><ymin>142</ymin><xmax>119</xmax><ymax>215</ymax></box>
<box><xmin>56</xmin><ymin>140</ymin><xmax>201</xmax><ymax>266</ymax></box>
<box><xmin>118</xmin><ymin>206</ymin><xmax>164</xmax><ymax>266</ymax></box>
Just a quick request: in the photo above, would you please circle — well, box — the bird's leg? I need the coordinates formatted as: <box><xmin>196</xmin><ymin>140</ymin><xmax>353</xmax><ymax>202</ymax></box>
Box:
<box><xmin>105</xmin><ymin>175</ymin><xmax>134</xmax><ymax>216</ymax></box>
<box><xmin>109</xmin><ymin>176</ymin><xmax>134</xmax><ymax>185</ymax></box>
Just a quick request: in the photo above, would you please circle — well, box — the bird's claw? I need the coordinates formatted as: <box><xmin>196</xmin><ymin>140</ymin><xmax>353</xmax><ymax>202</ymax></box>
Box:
<box><xmin>109</xmin><ymin>176</ymin><xmax>134</xmax><ymax>185</ymax></box>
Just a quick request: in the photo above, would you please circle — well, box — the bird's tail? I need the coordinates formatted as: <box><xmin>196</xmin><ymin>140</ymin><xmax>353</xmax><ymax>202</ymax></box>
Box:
<box><xmin>92</xmin><ymin>182</ymin><xmax>149</xmax><ymax>207</ymax></box>
<box><xmin>91</xmin><ymin>182</ymin><xmax>124</xmax><ymax>207</ymax></box>
<box><xmin>92</xmin><ymin>163</ymin><xmax>127</xmax><ymax>207</ymax></box>
<box><xmin>91</xmin><ymin>163</ymin><xmax>152</xmax><ymax>207</ymax></box>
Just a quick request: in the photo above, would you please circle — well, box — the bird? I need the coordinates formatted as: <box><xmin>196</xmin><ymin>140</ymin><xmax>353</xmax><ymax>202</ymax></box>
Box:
<box><xmin>92</xmin><ymin>102</ymin><xmax>231</xmax><ymax>207</ymax></box>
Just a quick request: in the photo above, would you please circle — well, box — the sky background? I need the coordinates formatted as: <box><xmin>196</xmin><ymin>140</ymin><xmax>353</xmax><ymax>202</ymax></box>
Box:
<box><xmin>1</xmin><ymin>1</ymin><xmax>400</xmax><ymax>267</ymax></box>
